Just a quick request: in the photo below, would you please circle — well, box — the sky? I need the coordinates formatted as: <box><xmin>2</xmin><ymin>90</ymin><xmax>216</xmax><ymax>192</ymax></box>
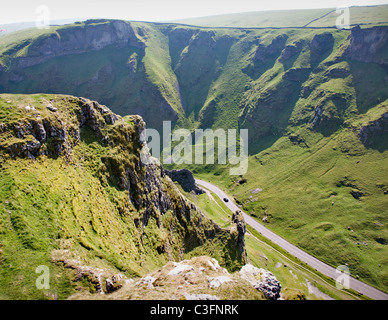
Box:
<box><xmin>1</xmin><ymin>0</ymin><xmax>388</xmax><ymax>25</ymax></box>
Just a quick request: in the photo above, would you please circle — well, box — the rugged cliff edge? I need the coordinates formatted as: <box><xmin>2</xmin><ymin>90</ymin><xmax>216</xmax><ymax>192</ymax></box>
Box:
<box><xmin>1</xmin><ymin>20</ymin><xmax>387</xmax><ymax>146</ymax></box>
<box><xmin>3</xmin><ymin>20</ymin><xmax>146</xmax><ymax>70</ymax></box>
<box><xmin>68</xmin><ymin>255</ymin><xmax>282</xmax><ymax>300</ymax></box>
<box><xmin>0</xmin><ymin>94</ymin><xmax>247</xmax><ymax>299</ymax></box>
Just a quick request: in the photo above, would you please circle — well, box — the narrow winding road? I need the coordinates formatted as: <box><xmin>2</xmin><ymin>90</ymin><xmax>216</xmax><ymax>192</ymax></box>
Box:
<box><xmin>195</xmin><ymin>178</ymin><xmax>388</xmax><ymax>300</ymax></box>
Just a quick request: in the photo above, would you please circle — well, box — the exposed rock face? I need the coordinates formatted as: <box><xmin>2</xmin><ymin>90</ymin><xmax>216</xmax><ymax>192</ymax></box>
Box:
<box><xmin>358</xmin><ymin>112</ymin><xmax>388</xmax><ymax>146</ymax></box>
<box><xmin>0</xmin><ymin>94</ymin><xmax>248</xmax><ymax>278</ymax></box>
<box><xmin>0</xmin><ymin>20</ymin><xmax>181</xmax><ymax>134</ymax></box>
<box><xmin>240</xmin><ymin>264</ymin><xmax>282</xmax><ymax>300</ymax></box>
<box><xmin>164</xmin><ymin>168</ymin><xmax>204</xmax><ymax>194</ymax></box>
<box><xmin>52</xmin><ymin>249</ymin><xmax>129</xmax><ymax>294</ymax></box>
<box><xmin>232</xmin><ymin>211</ymin><xmax>247</xmax><ymax>260</ymax></box>
<box><xmin>279</xmin><ymin>41</ymin><xmax>302</xmax><ymax>63</ymax></box>
<box><xmin>11</xmin><ymin>20</ymin><xmax>146</xmax><ymax>70</ymax></box>
<box><xmin>254</xmin><ymin>34</ymin><xmax>288</xmax><ymax>62</ymax></box>
<box><xmin>83</xmin><ymin>256</ymin><xmax>275</xmax><ymax>300</ymax></box>
<box><xmin>0</xmin><ymin>97</ymin><xmax>119</xmax><ymax>160</ymax></box>
<box><xmin>282</xmin><ymin>67</ymin><xmax>310</xmax><ymax>82</ymax></box>
<box><xmin>310</xmin><ymin>33</ymin><xmax>334</xmax><ymax>59</ymax></box>
<box><xmin>208</xmin><ymin>275</ymin><xmax>234</xmax><ymax>289</ymax></box>
<box><xmin>345</xmin><ymin>26</ymin><xmax>388</xmax><ymax>65</ymax></box>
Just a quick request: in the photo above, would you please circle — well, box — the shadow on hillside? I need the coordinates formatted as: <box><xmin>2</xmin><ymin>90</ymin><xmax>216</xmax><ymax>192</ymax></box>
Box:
<box><xmin>80</xmin><ymin>125</ymin><xmax>104</xmax><ymax>146</ymax></box>
<box><xmin>365</xmin><ymin>137</ymin><xmax>388</xmax><ymax>153</ymax></box>
<box><xmin>170</xmin><ymin>30</ymin><xmax>236</xmax><ymax>120</ymax></box>
<box><xmin>309</xmin><ymin>33</ymin><xmax>334</xmax><ymax>69</ymax></box>
<box><xmin>360</xmin><ymin>125</ymin><xmax>388</xmax><ymax>153</ymax></box>
<box><xmin>248</xmin><ymin>134</ymin><xmax>280</xmax><ymax>155</ymax></box>
<box><xmin>243</xmin><ymin>34</ymin><xmax>288</xmax><ymax>80</ymax></box>
<box><xmin>239</xmin><ymin>78</ymin><xmax>307</xmax><ymax>156</ymax></box>
<box><xmin>348</xmin><ymin>60</ymin><xmax>388</xmax><ymax>114</ymax></box>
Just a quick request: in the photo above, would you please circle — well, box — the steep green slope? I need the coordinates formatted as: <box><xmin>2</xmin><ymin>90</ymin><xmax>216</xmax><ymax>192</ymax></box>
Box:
<box><xmin>0</xmin><ymin>20</ymin><xmax>185</xmax><ymax>134</ymax></box>
<box><xmin>0</xmin><ymin>18</ymin><xmax>387</xmax><ymax>295</ymax></box>
<box><xmin>1</xmin><ymin>19</ymin><xmax>387</xmax><ymax>139</ymax></box>
<box><xmin>187</xmin><ymin>98</ymin><xmax>388</xmax><ymax>293</ymax></box>
<box><xmin>165</xmin><ymin>26</ymin><xmax>388</xmax><ymax>293</ymax></box>
<box><xmin>0</xmin><ymin>94</ymin><xmax>246</xmax><ymax>299</ymax></box>
<box><xmin>182</xmin><ymin>183</ymin><xmax>362</xmax><ymax>300</ymax></box>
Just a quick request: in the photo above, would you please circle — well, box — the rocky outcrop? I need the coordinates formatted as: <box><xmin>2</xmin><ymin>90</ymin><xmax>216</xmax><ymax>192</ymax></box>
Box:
<box><xmin>282</xmin><ymin>67</ymin><xmax>311</xmax><ymax>82</ymax></box>
<box><xmin>75</xmin><ymin>256</ymin><xmax>280</xmax><ymax>300</ymax></box>
<box><xmin>344</xmin><ymin>26</ymin><xmax>388</xmax><ymax>65</ymax></box>
<box><xmin>240</xmin><ymin>264</ymin><xmax>282</xmax><ymax>300</ymax></box>
<box><xmin>232</xmin><ymin>211</ymin><xmax>247</xmax><ymax>260</ymax></box>
<box><xmin>8</xmin><ymin>20</ymin><xmax>145</xmax><ymax>70</ymax></box>
<box><xmin>310</xmin><ymin>33</ymin><xmax>334</xmax><ymax>59</ymax></box>
<box><xmin>52</xmin><ymin>249</ymin><xmax>131</xmax><ymax>294</ymax></box>
<box><xmin>0</xmin><ymin>96</ymin><xmax>120</xmax><ymax>160</ymax></box>
<box><xmin>254</xmin><ymin>34</ymin><xmax>288</xmax><ymax>62</ymax></box>
<box><xmin>164</xmin><ymin>168</ymin><xmax>204</xmax><ymax>194</ymax></box>
<box><xmin>358</xmin><ymin>112</ymin><xmax>388</xmax><ymax>146</ymax></box>
<box><xmin>0</xmin><ymin>94</ymin><xmax>248</xmax><ymax>280</ymax></box>
<box><xmin>279</xmin><ymin>41</ymin><xmax>302</xmax><ymax>63</ymax></box>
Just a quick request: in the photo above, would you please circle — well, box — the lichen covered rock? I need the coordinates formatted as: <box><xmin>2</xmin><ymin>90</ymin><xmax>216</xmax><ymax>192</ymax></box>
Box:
<box><xmin>240</xmin><ymin>264</ymin><xmax>282</xmax><ymax>300</ymax></box>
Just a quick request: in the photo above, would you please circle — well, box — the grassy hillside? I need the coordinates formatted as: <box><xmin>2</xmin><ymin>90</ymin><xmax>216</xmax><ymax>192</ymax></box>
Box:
<box><xmin>171</xmin><ymin>5</ymin><xmax>388</xmax><ymax>28</ymax></box>
<box><xmin>1</xmin><ymin>19</ymin><xmax>386</xmax><ymax>138</ymax></box>
<box><xmin>0</xmin><ymin>18</ymin><xmax>387</xmax><ymax>296</ymax></box>
<box><xmin>0</xmin><ymin>93</ymin><xmax>246</xmax><ymax>299</ymax></box>
<box><xmin>163</xmin><ymin>23</ymin><xmax>388</xmax><ymax>293</ymax></box>
<box><xmin>183</xmin><ymin>184</ymin><xmax>364</xmax><ymax>300</ymax></box>
<box><xmin>179</xmin><ymin>98</ymin><xmax>388</xmax><ymax>293</ymax></box>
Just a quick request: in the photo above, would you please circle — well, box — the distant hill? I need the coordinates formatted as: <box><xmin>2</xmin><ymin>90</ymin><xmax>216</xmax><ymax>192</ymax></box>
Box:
<box><xmin>0</xmin><ymin>16</ymin><xmax>387</xmax><ymax>295</ymax></box>
<box><xmin>0</xmin><ymin>19</ymin><xmax>85</xmax><ymax>37</ymax></box>
<box><xmin>170</xmin><ymin>5</ymin><xmax>388</xmax><ymax>28</ymax></box>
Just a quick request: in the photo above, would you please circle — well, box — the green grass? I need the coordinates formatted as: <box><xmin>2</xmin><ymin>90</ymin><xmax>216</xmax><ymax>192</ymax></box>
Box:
<box><xmin>188</xmin><ymin>120</ymin><xmax>388</xmax><ymax>293</ymax></box>
<box><xmin>0</xmin><ymin>17</ymin><xmax>387</xmax><ymax>297</ymax></box>
<box><xmin>308</xmin><ymin>5</ymin><xmax>388</xmax><ymax>28</ymax></box>
<box><xmin>184</xmin><ymin>188</ymin><xmax>232</xmax><ymax>228</ymax></box>
<box><xmin>170</xmin><ymin>5</ymin><xmax>388</xmax><ymax>28</ymax></box>
<box><xmin>136</xmin><ymin>23</ymin><xmax>184</xmax><ymax>117</ymax></box>
<box><xmin>0</xmin><ymin>94</ymin><xmax>150</xmax><ymax>298</ymax></box>
<box><xmin>171</xmin><ymin>8</ymin><xmax>334</xmax><ymax>28</ymax></box>
<box><xmin>181</xmin><ymin>179</ymin><xmax>363</xmax><ymax>299</ymax></box>
<box><xmin>0</xmin><ymin>93</ymin><xmax>246</xmax><ymax>299</ymax></box>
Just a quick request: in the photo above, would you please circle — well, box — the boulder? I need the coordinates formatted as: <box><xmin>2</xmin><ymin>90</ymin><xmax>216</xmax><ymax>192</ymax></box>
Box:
<box><xmin>46</xmin><ymin>104</ymin><xmax>57</xmax><ymax>112</ymax></box>
<box><xmin>164</xmin><ymin>168</ymin><xmax>204</xmax><ymax>194</ymax></box>
<box><xmin>137</xmin><ymin>276</ymin><xmax>156</xmax><ymax>289</ymax></box>
<box><xmin>183</xmin><ymin>293</ymin><xmax>220</xmax><ymax>300</ymax></box>
<box><xmin>240</xmin><ymin>264</ymin><xmax>282</xmax><ymax>300</ymax></box>
<box><xmin>208</xmin><ymin>276</ymin><xmax>234</xmax><ymax>289</ymax></box>
<box><xmin>168</xmin><ymin>263</ymin><xmax>194</xmax><ymax>276</ymax></box>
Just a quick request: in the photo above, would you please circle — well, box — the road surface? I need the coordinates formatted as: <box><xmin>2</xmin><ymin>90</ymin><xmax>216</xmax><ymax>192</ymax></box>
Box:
<box><xmin>195</xmin><ymin>178</ymin><xmax>388</xmax><ymax>300</ymax></box>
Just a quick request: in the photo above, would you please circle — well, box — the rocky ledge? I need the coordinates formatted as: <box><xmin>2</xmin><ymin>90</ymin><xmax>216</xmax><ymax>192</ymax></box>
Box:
<box><xmin>0</xmin><ymin>94</ymin><xmax>248</xmax><ymax>284</ymax></box>
<box><xmin>68</xmin><ymin>255</ymin><xmax>282</xmax><ymax>300</ymax></box>
<box><xmin>164</xmin><ymin>168</ymin><xmax>204</xmax><ymax>194</ymax></box>
<box><xmin>358</xmin><ymin>111</ymin><xmax>388</xmax><ymax>147</ymax></box>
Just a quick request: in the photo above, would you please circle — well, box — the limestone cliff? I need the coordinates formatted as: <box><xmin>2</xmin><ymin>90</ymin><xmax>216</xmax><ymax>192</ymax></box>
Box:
<box><xmin>10</xmin><ymin>20</ymin><xmax>146</xmax><ymax>70</ymax></box>
<box><xmin>344</xmin><ymin>25</ymin><xmax>388</xmax><ymax>65</ymax></box>
<box><xmin>0</xmin><ymin>93</ymin><xmax>246</xmax><ymax>299</ymax></box>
